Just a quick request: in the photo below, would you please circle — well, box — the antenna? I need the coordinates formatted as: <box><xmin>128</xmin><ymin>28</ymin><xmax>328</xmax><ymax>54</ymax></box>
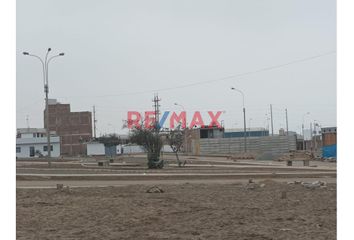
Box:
<box><xmin>93</xmin><ymin>105</ymin><xmax>97</xmax><ymax>138</ymax></box>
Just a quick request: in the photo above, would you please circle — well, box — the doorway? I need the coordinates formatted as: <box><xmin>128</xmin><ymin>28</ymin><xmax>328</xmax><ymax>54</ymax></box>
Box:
<box><xmin>29</xmin><ymin>146</ymin><xmax>35</xmax><ymax>157</ymax></box>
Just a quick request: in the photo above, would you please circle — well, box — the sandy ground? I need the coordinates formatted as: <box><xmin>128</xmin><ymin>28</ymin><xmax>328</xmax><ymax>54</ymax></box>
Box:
<box><xmin>17</xmin><ymin>157</ymin><xmax>336</xmax><ymax>239</ymax></box>
<box><xmin>17</xmin><ymin>181</ymin><xmax>336</xmax><ymax>240</ymax></box>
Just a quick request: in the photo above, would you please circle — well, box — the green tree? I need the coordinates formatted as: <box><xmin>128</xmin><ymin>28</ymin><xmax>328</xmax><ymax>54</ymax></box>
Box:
<box><xmin>129</xmin><ymin>124</ymin><xmax>164</xmax><ymax>169</ymax></box>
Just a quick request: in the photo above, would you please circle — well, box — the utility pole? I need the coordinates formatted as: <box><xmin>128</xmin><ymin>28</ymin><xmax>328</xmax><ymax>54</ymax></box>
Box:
<box><xmin>93</xmin><ymin>105</ymin><xmax>97</xmax><ymax>139</ymax></box>
<box><xmin>285</xmin><ymin>108</ymin><xmax>289</xmax><ymax>136</ymax></box>
<box><xmin>302</xmin><ymin>112</ymin><xmax>310</xmax><ymax>151</ymax></box>
<box><xmin>243</xmin><ymin>107</ymin><xmax>247</xmax><ymax>151</ymax></box>
<box><xmin>152</xmin><ymin>93</ymin><xmax>161</xmax><ymax>130</ymax></box>
<box><xmin>270</xmin><ymin>104</ymin><xmax>274</xmax><ymax>136</ymax></box>
<box><xmin>310</xmin><ymin>122</ymin><xmax>313</xmax><ymax>152</ymax></box>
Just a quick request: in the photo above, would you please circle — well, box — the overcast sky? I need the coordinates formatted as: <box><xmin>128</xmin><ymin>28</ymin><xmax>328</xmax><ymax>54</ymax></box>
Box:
<box><xmin>16</xmin><ymin>0</ymin><xmax>336</xmax><ymax>135</ymax></box>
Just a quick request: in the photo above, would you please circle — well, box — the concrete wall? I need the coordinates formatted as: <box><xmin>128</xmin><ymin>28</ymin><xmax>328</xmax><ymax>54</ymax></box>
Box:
<box><xmin>196</xmin><ymin>135</ymin><xmax>297</xmax><ymax>158</ymax></box>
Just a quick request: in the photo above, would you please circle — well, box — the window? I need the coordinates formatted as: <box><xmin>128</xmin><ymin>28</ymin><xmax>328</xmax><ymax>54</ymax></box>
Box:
<box><xmin>16</xmin><ymin>147</ymin><xmax>21</xmax><ymax>153</ymax></box>
<box><xmin>33</xmin><ymin>133</ymin><xmax>36</xmax><ymax>138</ymax></box>
<box><xmin>43</xmin><ymin>145</ymin><xmax>53</xmax><ymax>152</ymax></box>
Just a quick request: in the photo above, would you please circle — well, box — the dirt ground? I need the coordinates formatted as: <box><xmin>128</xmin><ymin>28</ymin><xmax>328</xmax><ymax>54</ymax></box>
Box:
<box><xmin>17</xmin><ymin>181</ymin><xmax>336</xmax><ymax>240</ymax></box>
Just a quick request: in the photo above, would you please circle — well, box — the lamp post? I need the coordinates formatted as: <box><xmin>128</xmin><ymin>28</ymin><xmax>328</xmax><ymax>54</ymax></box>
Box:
<box><xmin>302</xmin><ymin>112</ymin><xmax>310</xmax><ymax>151</ymax></box>
<box><xmin>23</xmin><ymin>48</ymin><xmax>64</xmax><ymax>167</ymax></box>
<box><xmin>174</xmin><ymin>102</ymin><xmax>186</xmax><ymax>127</ymax></box>
<box><xmin>231</xmin><ymin>87</ymin><xmax>247</xmax><ymax>152</ymax></box>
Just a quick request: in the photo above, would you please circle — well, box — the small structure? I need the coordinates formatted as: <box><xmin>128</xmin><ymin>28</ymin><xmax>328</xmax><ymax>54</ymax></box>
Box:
<box><xmin>200</xmin><ymin>125</ymin><xmax>224</xmax><ymax>139</ymax></box>
<box><xmin>16</xmin><ymin>128</ymin><xmax>60</xmax><ymax>158</ymax></box>
<box><xmin>86</xmin><ymin>141</ymin><xmax>105</xmax><ymax>156</ymax></box>
<box><xmin>321</xmin><ymin>127</ymin><xmax>337</xmax><ymax>159</ymax></box>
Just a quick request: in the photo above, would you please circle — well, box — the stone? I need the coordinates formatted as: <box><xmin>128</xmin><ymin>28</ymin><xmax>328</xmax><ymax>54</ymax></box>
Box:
<box><xmin>146</xmin><ymin>186</ymin><xmax>164</xmax><ymax>193</ymax></box>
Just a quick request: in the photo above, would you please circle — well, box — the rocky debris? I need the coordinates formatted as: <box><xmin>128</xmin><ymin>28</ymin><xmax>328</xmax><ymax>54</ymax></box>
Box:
<box><xmin>244</xmin><ymin>180</ymin><xmax>266</xmax><ymax>190</ymax></box>
<box><xmin>278</xmin><ymin>150</ymin><xmax>315</xmax><ymax>161</ymax></box>
<box><xmin>146</xmin><ymin>186</ymin><xmax>164</xmax><ymax>193</ymax></box>
<box><xmin>323</xmin><ymin>157</ymin><xmax>336</xmax><ymax>162</ymax></box>
<box><xmin>286</xmin><ymin>181</ymin><xmax>302</xmax><ymax>185</ymax></box>
<box><xmin>302</xmin><ymin>181</ymin><xmax>327</xmax><ymax>189</ymax></box>
<box><xmin>56</xmin><ymin>184</ymin><xmax>70</xmax><ymax>193</ymax></box>
<box><xmin>227</xmin><ymin>153</ymin><xmax>255</xmax><ymax>160</ymax></box>
<box><xmin>244</xmin><ymin>183</ymin><xmax>257</xmax><ymax>190</ymax></box>
<box><xmin>287</xmin><ymin>180</ymin><xmax>327</xmax><ymax>189</ymax></box>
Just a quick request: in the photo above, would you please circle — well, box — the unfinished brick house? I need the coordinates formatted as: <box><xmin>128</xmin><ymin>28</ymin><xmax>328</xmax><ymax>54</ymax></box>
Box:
<box><xmin>44</xmin><ymin>99</ymin><xmax>92</xmax><ymax>156</ymax></box>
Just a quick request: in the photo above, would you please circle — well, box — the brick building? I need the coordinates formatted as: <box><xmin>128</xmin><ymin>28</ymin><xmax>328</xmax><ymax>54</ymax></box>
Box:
<box><xmin>44</xmin><ymin>99</ymin><xmax>92</xmax><ymax>156</ymax></box>
<box><xmin>321</xmin><ymin>127</ymin><xmax>337</xmax><ymax>146</ymax></box>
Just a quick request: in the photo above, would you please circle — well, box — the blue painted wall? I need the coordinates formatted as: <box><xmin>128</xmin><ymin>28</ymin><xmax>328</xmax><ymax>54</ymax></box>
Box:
<box><xmin>322</xmin><ymin>144</ymin><xmax>337</xmax><ymax>158</ymax></box>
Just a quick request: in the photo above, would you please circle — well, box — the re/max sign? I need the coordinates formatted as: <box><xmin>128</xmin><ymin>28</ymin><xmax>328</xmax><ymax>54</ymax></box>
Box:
<box><xmin>127</xmin><ymin>111</ymin><xmax>223</xmax><ymax>129</ymax></box>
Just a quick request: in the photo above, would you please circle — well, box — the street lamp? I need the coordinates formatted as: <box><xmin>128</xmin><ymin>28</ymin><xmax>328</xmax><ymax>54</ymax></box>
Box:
<box><xmin>230</xmin><ymin>87</ymin><xmax>247</xmax><ymax>152</ymax></box>
<box><xmin>302</xmin><ymin>112</ymin><xmax>310</xmax><ymax>150</ymax></box>
<box><xmin>23</xmin><ymin>48</ymin><xmax>65</xmax><ymax>167</ymax></box>
<box><xmin>174</xmin><ymin>102</ymin><xmax>187</xmax><ymax>128</ymax></box>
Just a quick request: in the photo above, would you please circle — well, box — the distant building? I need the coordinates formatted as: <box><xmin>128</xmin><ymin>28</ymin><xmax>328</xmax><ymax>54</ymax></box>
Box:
<box><xmin>200</xmin><ymin>125</ymin><xmax>224</xmax><ymax>139</ymax></box>
<box><xmin>278</xmin><ymin>128</ymin><xmax>285</xmax><ymax>136</ymax></box>
<box><xmin>321</xmin><ymin>127</ymin><xmax>337</xmax><ymax>158</ymax></box>
<box><xmin>86</xmin><ymin>141</ymin><xmax>106</xmax><ymax>156</ymax></box>
<box><xmin>16</xmin><ymin>128</ymin><xmax>60</xmax><ymax>158</ymax></box>
<box><xmin>224</xmin><ymin>127</ymin><xmax>269</xmax><ymax>138</ymax></box>
<box><xmin>44</xmin><ymin>99</ymin><xmax>92</xmax><ymax>156</ymax></box>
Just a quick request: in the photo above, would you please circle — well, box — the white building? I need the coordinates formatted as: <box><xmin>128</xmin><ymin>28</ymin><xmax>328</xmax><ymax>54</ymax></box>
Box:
<box><xmin>16</xmin><ymin>128</ymin><xmax>60</xmax><ymax>158</ymax></box>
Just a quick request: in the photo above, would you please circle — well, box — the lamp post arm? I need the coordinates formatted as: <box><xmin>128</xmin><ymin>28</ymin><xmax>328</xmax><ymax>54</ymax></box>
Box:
<box><xmin>26</xmin><ymin>54</ymin><xmax>46</xmax><ymax>87</ymax></box>
<box><xmin>46</xmin><ymin>54</ymin><xmax>64</xmax><ymax>90</ymax></box>
<box><xmin>231</xmin><ymin>88</ymin><xmax>245</xmax><ymax>108</ymax></box>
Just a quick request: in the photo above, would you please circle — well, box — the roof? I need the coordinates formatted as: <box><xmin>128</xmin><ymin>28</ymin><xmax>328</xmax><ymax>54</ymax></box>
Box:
<box><xmin>17</xmin><ymin>128</ymin><xmax>47</xmax><ymax>134</ymax></box>
<box><xmin>17</xmin><ymin>128</ymin><xmax>57</xmax><ymax>135</ymax></box>
<box><xmin>321</xmin><ymin>127</ymin><xmax>337</xmax><ymax>133</ymax></box>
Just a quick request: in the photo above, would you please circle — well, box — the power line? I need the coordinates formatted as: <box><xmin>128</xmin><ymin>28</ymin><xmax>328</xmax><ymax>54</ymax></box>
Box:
<box><xmin>58</xmin><ymin>51</ymin><xmax>335</xmax><ymax>99</ymax></box>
